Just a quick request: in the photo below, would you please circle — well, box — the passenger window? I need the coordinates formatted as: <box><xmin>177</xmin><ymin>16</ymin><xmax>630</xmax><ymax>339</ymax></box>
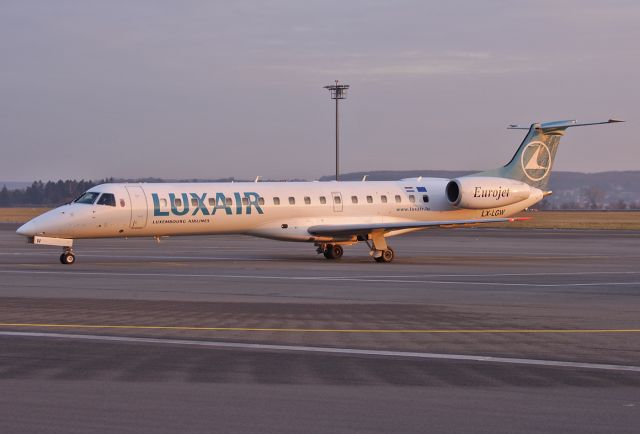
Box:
<box><xmin>366</xmin><ymin>195</ymin><xmax>373</xmax><ymax>204</ymax></box>
<box><xmin>409</xmin><ymin>195</ymin><xmax>416</xmax><ymax>203</ymax></box>
<box><xmin>423</xmin><ymin>195</ymin><xmax>429</xmax><ymax>203</ymax></box>
<box><xmin>97</xmin><ymin>193</ymin><xmax>116</xmax><ymax>207</ymax></box>
<box><xmin>225</xmin><ymin>197</ymin><xmax>232</xmax><ymax>206</ymax></box>
<box><xmin>395</xmin><ymin>195</ymin><xmax>401</xmax><ymax>203</ymax></box>
<box><xmin>273</xmin><ymin>197</ymin><xmax>280</xmax><ymax>205</ymax></box>
<box><xmin>289</xmin><ymin>197</ymin><xmax>295</xmax><ymax>205</ymax></box>
<box><xmin>175</xmin><ymin>198</ymin><xmax>183</xmax><ymax>207</ymax></box>
<box><xmin>241</xmin><ymin>197</ymin><xmax>249</xmax><ymax>206</ymax></box>
<box><xmin>334</xmin><ymin>196</ymin><xmax>341</xmax><ymax>204</ymax></box>
<box><xmin>381</xmin><ymin>195</ymin><xmax>387</xmax><ymax>203</ymax></box>
<box><xmin>208</xmin><ymin>197</ymin><xmax>215</xmax><ymax>206</ymax></box>
<box><xmin>304</xmin><ymin>196</ymin><xmax>311</xmax><ymax>205</ymax></box>
<box><xmin>351</xmin><ymin>196</ymin><xmax>358</xmax><ymax>204</ymax></box>
<box><xmin>258</xmin><ymin>197</ymin><xmax>265</xmax><ymax>206</ymax></box>
<box><xmin>191</xmin><ymin>198</ymin><xmax>198</xmax><ymax>207</ymax></box>
<box><xmin>319</xmin><ymin>196</ymin><xmax>327</xmax><ymax>204</ymax></box>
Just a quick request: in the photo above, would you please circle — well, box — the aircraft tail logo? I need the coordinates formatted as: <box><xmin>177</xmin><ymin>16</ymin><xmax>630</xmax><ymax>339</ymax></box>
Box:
<box><xmin>521</xmin><ymin>141</ymin><xmax>551</xmax><ymax>181</ymax></box>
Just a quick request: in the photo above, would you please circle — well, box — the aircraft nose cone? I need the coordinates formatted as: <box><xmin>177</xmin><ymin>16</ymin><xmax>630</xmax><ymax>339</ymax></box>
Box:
<box><xmin>16</xmin><ymin>220</ymin><xmax>36</xmax><ymax>237</ymax></box>
<box><xmin>16</xmin><ymin>213</ymin><xmax>51</xmax><ymax>237</ymax></box>
<box><xmin>16</xmin><ymin>206</ymin><xmax>75</xmax><ymax>238</ymax></box>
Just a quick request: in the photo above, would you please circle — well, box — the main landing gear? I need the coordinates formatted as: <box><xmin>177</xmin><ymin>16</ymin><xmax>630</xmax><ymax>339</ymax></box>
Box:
<box><xmin>367</xmin><ymin>231</ymin><xmax>395</xmax><ymax>263</ymax></box>
<box><xmin>318</xmin><ymin>244</ymin><xmax>344</xmax><ymax>260</ymax></box>
<box><xmin>372</xmin><ymin>247</ymin><xmax>395</xmax><ymax>263</ymax></box>
<box><xmin>59</xmin><ymin>247</ymin><xmax>76</xmax><ymax>265</ymax></box>
<box><xmin>315</xmin><ymin>235</ymin><xmax>396</xmax><ymax>263</ymax></box>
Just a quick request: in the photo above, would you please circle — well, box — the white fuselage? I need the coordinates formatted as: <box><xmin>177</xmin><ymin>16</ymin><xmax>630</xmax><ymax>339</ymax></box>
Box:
<box><xmin>16</xmin><ymin>178</ymin><xmax>543</xmax><ymax>243</ymax></box>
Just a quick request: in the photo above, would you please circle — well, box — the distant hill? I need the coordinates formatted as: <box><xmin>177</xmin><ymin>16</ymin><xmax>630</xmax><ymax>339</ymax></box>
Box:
<box><xmin>319</xmin><ymin>170</ymin><xmax>473</xmax><ymax>181</ymax></box>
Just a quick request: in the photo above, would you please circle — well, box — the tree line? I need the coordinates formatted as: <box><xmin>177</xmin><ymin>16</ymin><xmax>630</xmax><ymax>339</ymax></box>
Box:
<box><xmin>0</xmin><ymin>179</ymin><xmax>113</xmax><ymax>207</ymax></box>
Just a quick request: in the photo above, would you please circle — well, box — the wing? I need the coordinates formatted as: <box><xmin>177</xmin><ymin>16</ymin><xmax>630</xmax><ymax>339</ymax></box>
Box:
<box><xmin>308</xmin><ymin>217</ymin><xmax>530</xmax><ymax>238</ymax></box>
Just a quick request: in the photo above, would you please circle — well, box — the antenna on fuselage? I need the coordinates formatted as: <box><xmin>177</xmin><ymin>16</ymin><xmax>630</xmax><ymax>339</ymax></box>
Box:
<box><xmin>254</xmin><ymin>176</ymin><xmax>261</xmax><ymax>183</ymax></box>
<box><xmin>362</xmin><ymin>175</ymin><xmax>368</xmax><ymax>181</ymax></box>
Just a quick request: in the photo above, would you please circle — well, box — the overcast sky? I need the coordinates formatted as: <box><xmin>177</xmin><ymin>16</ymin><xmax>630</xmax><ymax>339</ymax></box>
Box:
<box><xmin>0</xmin><ymin>0</ymin><xmax>637</xmax><ymax>181</ymax></box>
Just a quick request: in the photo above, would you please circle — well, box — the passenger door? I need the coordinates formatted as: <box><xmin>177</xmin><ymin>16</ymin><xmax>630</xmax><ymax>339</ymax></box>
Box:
<box><xmin>125</xmin><ymin>185</ymin><xmax>148</xmax><ymax>229</ymax></box>
<box><xmin>332</xmin><ymin>192</ymin><xmax>343</xmax><ymax>212</ymax></box>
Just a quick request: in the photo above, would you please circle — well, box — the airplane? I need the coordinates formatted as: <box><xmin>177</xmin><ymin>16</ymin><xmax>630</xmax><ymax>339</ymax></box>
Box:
<box><xmin>16</xmin><ymin>119</ymin><xmax>623</xmax><ymax>264</ymax></box>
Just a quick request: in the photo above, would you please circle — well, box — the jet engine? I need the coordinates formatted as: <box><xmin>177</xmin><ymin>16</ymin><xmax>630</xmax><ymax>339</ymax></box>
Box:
<box><xmin>445</xmin><ymin>177</ymin><xmax>533</xmax><ymax>209</ymax></box>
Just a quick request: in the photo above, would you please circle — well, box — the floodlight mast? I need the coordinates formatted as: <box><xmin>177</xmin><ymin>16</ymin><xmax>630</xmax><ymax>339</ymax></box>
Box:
<box><xmin>324</xmin><ymin>80</ymin><xmax>349</xmax><ymax>181</ymax></box>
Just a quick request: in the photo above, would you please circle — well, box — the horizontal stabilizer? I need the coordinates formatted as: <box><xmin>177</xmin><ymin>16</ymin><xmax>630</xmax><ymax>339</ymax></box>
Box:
<box><xmin>508</xmin><ymin>119</ymin><xmax>624</xmax><ymax>130</ymax></box>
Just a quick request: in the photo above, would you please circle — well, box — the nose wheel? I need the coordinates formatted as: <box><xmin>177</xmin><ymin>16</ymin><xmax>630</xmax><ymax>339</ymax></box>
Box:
<box><xmin>59</xmin><ymin>248</ymin><xmax>76</xmax><ymax>265</ymax></box>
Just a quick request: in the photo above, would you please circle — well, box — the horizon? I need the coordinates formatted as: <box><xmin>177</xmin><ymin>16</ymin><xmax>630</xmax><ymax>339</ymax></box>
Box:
<box><xmin>3</xmin><ymin>167</ymin><xmax>640</xmax><ymax>187</ymax></box>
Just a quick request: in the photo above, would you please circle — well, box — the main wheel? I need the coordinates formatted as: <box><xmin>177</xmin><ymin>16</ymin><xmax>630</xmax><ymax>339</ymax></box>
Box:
<box><xmin>323</xmin><ymin>244</ymin><xmax>344</xmax><ymax>260</ymax></box>
<box><xmin>331</xmin><ymin>244</ymin><xmax>344</xmax><ymax>259</ymax></box>
<box><xmin>374</xmin><ymin>248</ymin><xmax>394</xmax><ymax>263</ymax></box>
<box><xmin>60</xmin><ymin>252</ymin><xmax>76</xmax><ymax>265</ymax></box>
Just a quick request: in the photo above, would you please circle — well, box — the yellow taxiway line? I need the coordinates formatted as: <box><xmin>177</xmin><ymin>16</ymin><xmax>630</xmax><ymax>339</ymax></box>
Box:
<box><xmin>0</xmin><ymin>323</ymin><xmax>639</xmax><ymax>334</ymax></box>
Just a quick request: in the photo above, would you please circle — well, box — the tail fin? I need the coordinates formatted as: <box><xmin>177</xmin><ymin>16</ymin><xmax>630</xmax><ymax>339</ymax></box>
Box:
<box><xmin>475</xmin><ymin>119</ymin><xmax>623</xmax><ymax>190</ymax></box>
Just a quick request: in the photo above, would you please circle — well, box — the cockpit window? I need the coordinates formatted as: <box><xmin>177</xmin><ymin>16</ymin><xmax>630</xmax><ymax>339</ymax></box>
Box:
<box><xmin>74</xmin><ymin>192</ymin><xmax>100</xmax><ymax>204</ymax></box>
<box><xmin>97</xmin><ymin>193</ymin><xmax>116</xmax><ymax>207</ymax></box>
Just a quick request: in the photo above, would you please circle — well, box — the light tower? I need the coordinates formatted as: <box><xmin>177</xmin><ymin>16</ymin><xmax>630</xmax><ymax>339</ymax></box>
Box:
<box><xmin>324</xmin><ymin>80</ymin><xmax>349</xmax><ymax>181</ymax></box>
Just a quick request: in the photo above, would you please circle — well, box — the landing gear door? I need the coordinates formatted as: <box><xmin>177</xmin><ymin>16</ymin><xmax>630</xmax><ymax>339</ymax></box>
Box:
<box><xmin>125</xmin><ymin>185</ymin><xmax>148</xmax><ymax>229</ymax></box>
<box><xmin>332</xmin><ymin>192</ymin><xmax>343</xmax><ymax>212</ymax></box>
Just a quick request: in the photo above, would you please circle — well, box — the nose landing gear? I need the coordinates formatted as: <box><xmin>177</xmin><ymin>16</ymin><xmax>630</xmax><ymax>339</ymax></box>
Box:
<box><xmin>59</xmin><ymin>248</ymin><xmax>76</xmax><ymax>265</ymax></box>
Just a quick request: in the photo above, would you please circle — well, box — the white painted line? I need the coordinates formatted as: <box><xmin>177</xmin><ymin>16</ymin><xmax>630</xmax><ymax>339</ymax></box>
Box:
<box><xmin>0</xmin><ymin>269</ymin><xmax>639</xmax><ymax>288</ymax></box>
<box><xmin>0</xmin><ymin>251</ymin><xmax>628</xmax><ymax>260</ymax></box>
<box><xmin>345</xmin><ymin>270</ymin><xmax>640</xmax><ymax>279</ymax></box>
<box><xmin>1</xmin><ymin>330</ymin><xmax>638</xmax><ymax>373</ymax></box>
<box><xmin>3</xmin><ymin>261</ymin><xmax>640</xmax><ymax>279</ymax></box>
